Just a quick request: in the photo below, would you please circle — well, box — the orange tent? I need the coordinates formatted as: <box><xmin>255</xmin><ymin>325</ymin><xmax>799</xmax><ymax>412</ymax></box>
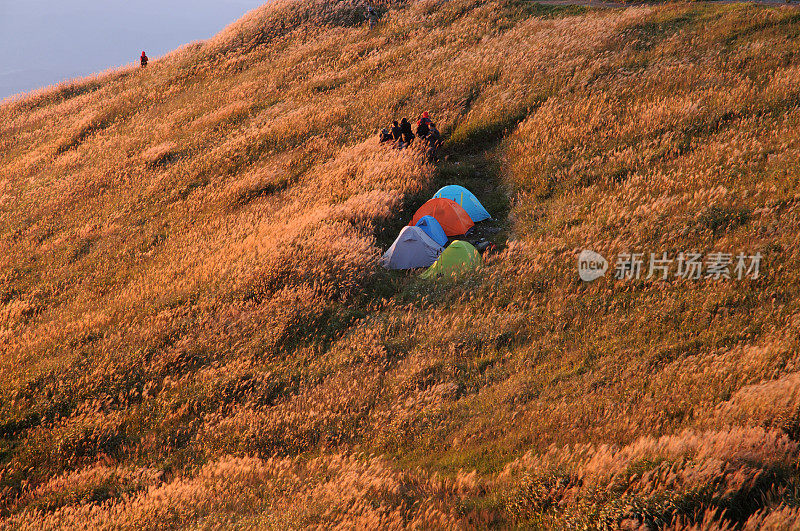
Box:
<box><xmin>409</xmin><ymin>198</ymin><xmax>474</xmax><ymax>236</ymax></box>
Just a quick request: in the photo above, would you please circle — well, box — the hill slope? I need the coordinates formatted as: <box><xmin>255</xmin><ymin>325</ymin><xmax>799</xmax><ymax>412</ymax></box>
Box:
<box><xmin>2</xmin><ymin>0</ymin><xmax>800</xmax><ymax>527</ymax></box>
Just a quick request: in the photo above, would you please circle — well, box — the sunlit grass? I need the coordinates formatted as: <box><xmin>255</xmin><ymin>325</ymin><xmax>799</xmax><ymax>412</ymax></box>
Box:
<box><xmin>2</xmin><ymin>0</ymin><xmax>800</xmax><ymax>527</ymax></box>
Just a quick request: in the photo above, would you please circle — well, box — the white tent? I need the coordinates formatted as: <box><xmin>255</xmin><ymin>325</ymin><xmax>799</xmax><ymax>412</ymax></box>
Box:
<box><xmin>380</xmin><ymin>226</ymin><xmax>444</xmax><ymax>269</ymax></box>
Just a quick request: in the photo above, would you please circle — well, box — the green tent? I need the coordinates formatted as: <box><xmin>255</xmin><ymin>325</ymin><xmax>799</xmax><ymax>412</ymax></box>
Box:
<box><xmin>420</xmin><ymin>240</ymin><xmax>482</xmax><ymax>279</ymax></box>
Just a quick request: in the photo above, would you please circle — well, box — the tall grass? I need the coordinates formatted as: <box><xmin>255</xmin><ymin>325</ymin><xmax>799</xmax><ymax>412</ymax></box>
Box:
<box><xmin>2</xmin><ymin>0</ymin><xmax>800</xmax><ymax>527</ymax></box>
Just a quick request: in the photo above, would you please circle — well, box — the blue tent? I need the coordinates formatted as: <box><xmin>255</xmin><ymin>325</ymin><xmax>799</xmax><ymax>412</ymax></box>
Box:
<box><xmin>432</xmin><ymin>185</ymin><xmax>490</xmax><ymax>222</ymax></box>
<box><xmin>414</xmin><ymin>215</ymin><xmax>448</xmax><ymax>247</ymax></box>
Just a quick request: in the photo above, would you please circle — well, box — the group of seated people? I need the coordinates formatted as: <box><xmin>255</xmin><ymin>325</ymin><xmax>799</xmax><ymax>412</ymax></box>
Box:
<box><xmin>379</xmin><ymin>112</ymin><xmax>443</xmax><ymax>154</ymax></box>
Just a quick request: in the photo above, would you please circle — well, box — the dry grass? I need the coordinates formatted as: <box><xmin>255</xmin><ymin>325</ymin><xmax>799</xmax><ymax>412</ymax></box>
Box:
<box><xmin>2</xmin><ymin>0</ymin><xmax>800</xmax><ymax>527</ymax></box>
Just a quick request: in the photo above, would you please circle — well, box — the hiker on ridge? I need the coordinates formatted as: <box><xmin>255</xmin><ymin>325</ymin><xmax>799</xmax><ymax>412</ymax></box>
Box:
<box><xmin>400</xmin><ymin>118</ymin><xmax>414</xmax><ymax>146</ymax></box>
<box><xmin>391</xmin><ymin>120</ymin><xmax>402</xmax><ymax>142</ymax></box>
<box><xmin>140</xmin><ymin>51</ymin><xmax>148</xmax><ymax>68</ymax></box>
<box><xmin>424</xmin><ymin>123</ymin><xmax>443</xmax><ymax>160</ymax></box>
<box><xmin>379</xmin><ymin>127</ymin><xmax>394</xmax><ymax>143</ymax></box>
<box><xmin>427</xmin><ymin>122</ymin><xmax>442</xmax><ymax>146</ymax></box>
<box><xmin>416</xmin><ymin>111</ymin><xmax>433</xmax><ymax>137</ymax></box>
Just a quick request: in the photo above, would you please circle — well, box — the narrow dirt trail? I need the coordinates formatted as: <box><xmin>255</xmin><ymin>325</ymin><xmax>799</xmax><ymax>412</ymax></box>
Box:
<box><xmin>430</xmin><ymin>124</ymin><xmax>518</xmax><ymax>254</ymax></box>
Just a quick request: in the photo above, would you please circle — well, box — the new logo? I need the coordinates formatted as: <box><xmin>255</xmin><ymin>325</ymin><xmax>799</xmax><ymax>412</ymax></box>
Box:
<box><xmin>578</xmin><ymin>249</ymin><xmax>608</xmax><ymax>282</ymax></box>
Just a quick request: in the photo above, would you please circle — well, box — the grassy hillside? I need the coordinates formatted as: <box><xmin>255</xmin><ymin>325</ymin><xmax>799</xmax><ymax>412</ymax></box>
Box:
<box><xmin>2</xmin><ymin>0</ymin><xmax>800</xmax><ymax>527</ymax></box>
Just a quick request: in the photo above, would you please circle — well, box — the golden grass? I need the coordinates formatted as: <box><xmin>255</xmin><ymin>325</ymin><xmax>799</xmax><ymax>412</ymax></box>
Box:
<box><xmin>2</xmin><ymin>0</ymin><xmax>800</xmax><ymax>527</ymax></box>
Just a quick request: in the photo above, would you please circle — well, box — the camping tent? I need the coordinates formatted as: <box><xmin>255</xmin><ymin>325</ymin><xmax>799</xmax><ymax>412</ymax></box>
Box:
<box><xmin>414</xmin><ymin>215</ymin><xmax>448</xmax><ymax>247</ymax></box>
<box><xmin>409</xmin><ymin>198</ymin><xmax>474</xmax><ymax>236</ymax></box>
<box><xmin>380</xmin><ymin>226</ymin><xmax>444</xmax><ymax>269</ymax></box>
<box><xmin>432</xmin><ymin>185</ymin><xmax>491</xmax><ymax>222</ymax></box>
<box><xmin>420</xmin><ymin>240</ymin><xmax>482</xmax><ymax>278</ymax></box>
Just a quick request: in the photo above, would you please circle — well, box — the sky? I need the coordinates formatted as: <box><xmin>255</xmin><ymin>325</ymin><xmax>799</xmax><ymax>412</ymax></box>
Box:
<box><xmin>0</xmin><ymin>0</ymin><xmax>267</xmax><ymax>101</ymax></box>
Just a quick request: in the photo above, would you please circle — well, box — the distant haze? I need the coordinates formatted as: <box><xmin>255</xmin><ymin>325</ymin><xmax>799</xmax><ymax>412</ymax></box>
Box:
<box><xmin>0</xmin><ymin>0</ymin><xmax>266</xmax><ymax>101</ymax></box>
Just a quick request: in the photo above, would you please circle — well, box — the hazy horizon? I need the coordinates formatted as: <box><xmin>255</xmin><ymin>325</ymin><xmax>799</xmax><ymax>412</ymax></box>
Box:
<box><xmin>0</xmin><ymin>0</ymin><xmax>266</xmax><ymax>101</ymax></box>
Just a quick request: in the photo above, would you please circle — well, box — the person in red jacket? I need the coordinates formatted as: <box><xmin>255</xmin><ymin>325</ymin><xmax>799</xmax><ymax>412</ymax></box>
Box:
<box><xmin>416</xmin><ymin>111</ymin><xmax>433</xmax><ymax>137</ymax></box>
<box><xmin>140</xmin><ymin>51</ymin><xmax>148</xmax><ymax>68</ymax></box>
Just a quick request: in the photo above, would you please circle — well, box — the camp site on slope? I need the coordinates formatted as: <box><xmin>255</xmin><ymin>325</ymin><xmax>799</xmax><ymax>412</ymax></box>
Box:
<box><xmin>381</xmin><ymin>184</ymin><xmax>495</xmax><ymax>273</ymax></box>
<box><xmin>380</xmin><ymin>226</ymin><xmax>444</xmax><ymax>270</ymax></box>
<box><xmin>414</xmin><ymin>215</ymin><xmax>449</xmax><ymax>247</ymax></box>
<box><xmin>420</xmin><ymin>240</ymin><xmax>482</xmax><ymax>279</ymax></box>
<box><xmin>433</xmin><ymin>185</ymin><xmax>491</xmax><ymax>222</ymax></box>
<box><xmin>409</xmin><ymin>198</ymin><xmax>474</xmax><ymax>237</ymax></box>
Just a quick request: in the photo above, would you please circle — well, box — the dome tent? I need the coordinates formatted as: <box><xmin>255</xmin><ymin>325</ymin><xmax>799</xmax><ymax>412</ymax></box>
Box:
<box><xmin>414</xmin><ymin>215</ymin><xmax>448</xmax><ymax>247</ymax></box>
<box><xmin>420</xmin><ymin>240</ymin><xmax>482</xmax><ymax>279</ymax></box>
<box><xmin>432</xmin><ymin>185</ymin><xmax>491</xmax><ymax>222</ymax></box>
<box><xmin>409</xmin><ymin>198</ymin><xmax>474</xmax><ymax>237</ymax></box>
<box><xmin>380</xmin><ymin>226</ymin><xmax>444</xmax><ymax>270</ymax></box>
